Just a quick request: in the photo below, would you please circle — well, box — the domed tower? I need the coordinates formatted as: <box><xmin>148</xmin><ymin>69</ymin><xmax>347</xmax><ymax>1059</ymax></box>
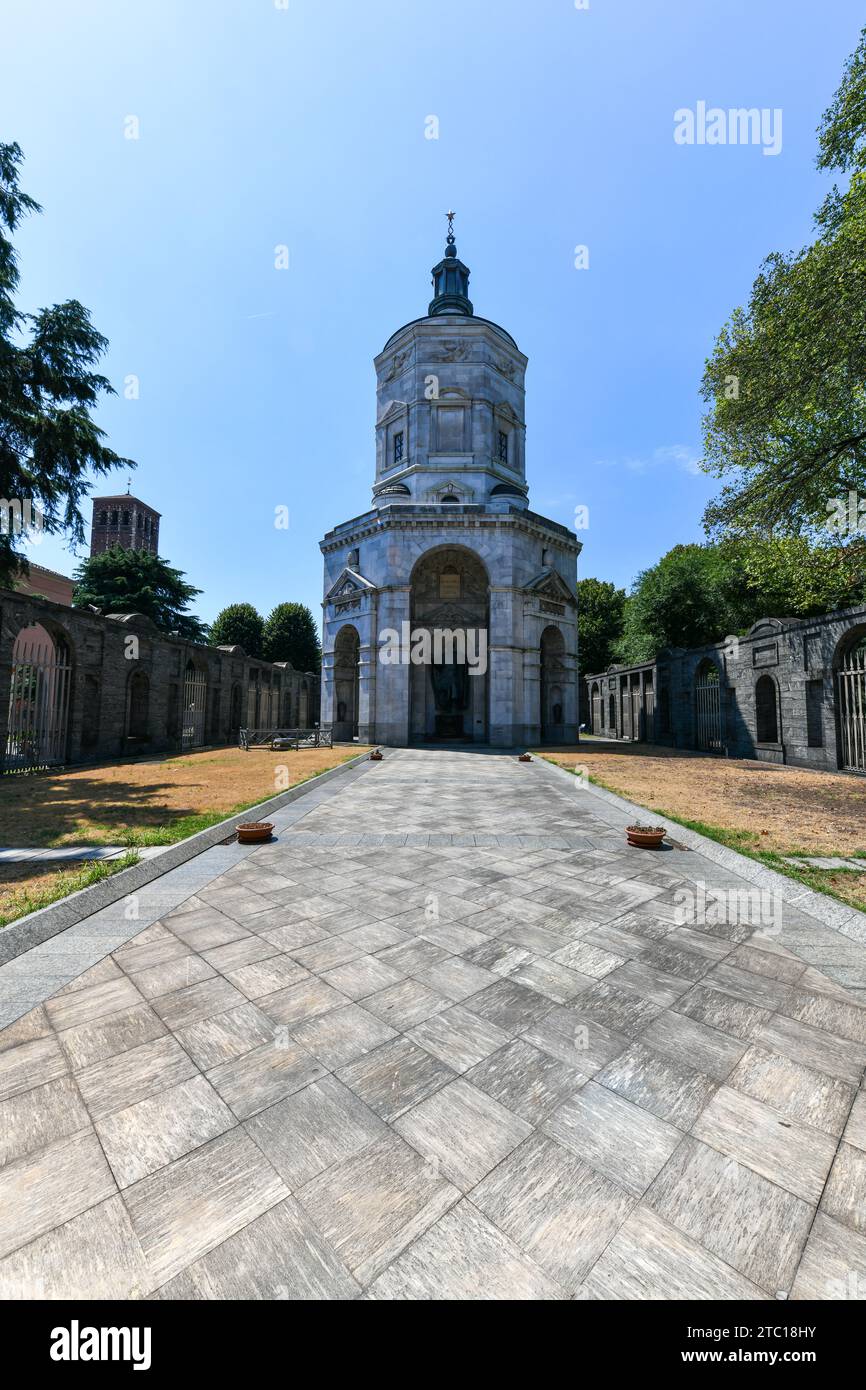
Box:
<box><xmin>371</xmin><ymin>213</ymin><xmax>528</xmax><ymax>513</ymax></box>
<box><xmin>320</xmin><ymin>216</ymin><xmax>580</xmax><ymax>747</ymax></box>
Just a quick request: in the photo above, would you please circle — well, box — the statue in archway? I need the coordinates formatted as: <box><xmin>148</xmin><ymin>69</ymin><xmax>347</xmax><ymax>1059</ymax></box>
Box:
<box><xmin>431</xmin><ymin>659</ymin><xmax>468</xmax><ymax>712</ymax></box>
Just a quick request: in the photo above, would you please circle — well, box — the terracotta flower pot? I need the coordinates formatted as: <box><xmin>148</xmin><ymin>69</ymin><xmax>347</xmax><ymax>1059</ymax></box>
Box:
<box><xmin>518</xmin><ymin>753</ymin><xmax>532</xmax><ymax>762</ymax></box>
<box><xmin>236</xmin><ymin>822</ymin><xmax>274</xmax><ymax>844</ymax></box>
<box><xmin>626</xmin><ymin>825</ymin><xmax>667</xmax><ymax>849</ymax></box>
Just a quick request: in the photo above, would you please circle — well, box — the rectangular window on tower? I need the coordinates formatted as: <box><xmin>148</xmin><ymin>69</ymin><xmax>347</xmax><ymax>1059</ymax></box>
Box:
<box><xmin>393</xmin><ymin>431</ymin><xmax>404</xmax><ymax>465</ymax></box>
<box><xmin>498</xmin><ymin>430</ymin><xmax>508</xmax><ymax>463</ymax></box>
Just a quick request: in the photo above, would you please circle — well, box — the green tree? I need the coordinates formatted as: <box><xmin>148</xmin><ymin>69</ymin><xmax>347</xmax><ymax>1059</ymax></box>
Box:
<box><xmin>577</xmin><ymin>577</ymin><xmax>627</xmax><ymax>679</ymax></box>
<box><xmin>209</xmin><ymin>602</ymin><xmax>264</xmax><ymax>656</ymax></box>
<box><xmin>700</xmin><ymin>28</ymin><xmax>866</xmax><ymax>536</ymax></box>
<box><xmin>73</xmin><ymin>546</ymin><xmax>207</xmax><ymax>642</ymax></box>
<box><xmin>726</xmin><ymin>533</ymin><xmax>866</xmax><ymax>617</ymax></box>
<box><xmin>0</xmin><ymin>142</ymin><xmax>133</xmax><ymax>585</ymax></box>
<box><xmin>262</xmin><ymin>602</ymin><xmax>321</xmax><ymax>670</ymax></box>
<box><xmin>615</xmin><ymin>536</ymin><xmax>866</xmax><ymax>663</ymax></box>
<box><xmin>616</xmin><ymin>544</ymin><xmax>745</xmax><ymax>663</ymax></box>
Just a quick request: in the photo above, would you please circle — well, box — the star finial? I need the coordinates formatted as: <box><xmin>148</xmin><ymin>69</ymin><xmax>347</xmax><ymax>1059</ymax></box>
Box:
<box><xmin>446</xmin><ymin>209</ymin><xmax>456</xmax><ymax>242</ymax></box>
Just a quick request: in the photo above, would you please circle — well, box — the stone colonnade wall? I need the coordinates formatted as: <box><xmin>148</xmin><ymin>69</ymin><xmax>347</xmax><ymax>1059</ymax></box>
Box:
<box><xmin>584</xmin><ymin>605</ymin><xmax>866</xmax><ymax>773</ymax></box>
<box><xmin>0</xmin><ymin>587</ymin><xmax>320</xmax><ymax>766</ymax></box>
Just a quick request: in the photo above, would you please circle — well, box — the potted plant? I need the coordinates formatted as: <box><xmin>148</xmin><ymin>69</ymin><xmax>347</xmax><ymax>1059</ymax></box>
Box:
<box><xmin>236</xmin><ymin>822</ymin><xmax>274</xmax><ymax>844</ymax></box>
<box><xmin>626</xmin><ymin>824</ymin><xmax>667</xmax><ymax>849</ymax></box>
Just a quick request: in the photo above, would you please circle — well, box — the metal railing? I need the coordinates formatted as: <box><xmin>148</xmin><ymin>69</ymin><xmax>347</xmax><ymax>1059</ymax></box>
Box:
<box><xmin>838</xmin><ymin>641</ymin><xmax>866</xmax><ymax>772</ymax></box>
<box><xmin>239</xmin><ymin>727</ymin><xmax>333</xmax><ymax>751</ymax></box>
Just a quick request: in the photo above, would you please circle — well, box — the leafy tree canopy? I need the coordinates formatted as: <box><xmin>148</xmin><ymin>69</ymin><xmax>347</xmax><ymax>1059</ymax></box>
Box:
<box><xmin>729</xmin><ymin>532</ymin><xmax>866</xmax><ymax>619</ymax></box>
<box><xmin>613</xmin><ymin>536</ymin><xmax>866</xmax><ymax>664</ymax></box>
<box><xmin>0</xmin><ymin>142</ymin><xmax>132</xmax><ymax>585</ymax></box>
<box><xmin>700</xmin><ymin>27</ymin><xmax>866</xmax><ymax>536</ymax></box>
<box><xmin>616</xmin><ymin>545</ymin><xmax>739</xmax><ymax>664</ymax></box>
<box><xmin>73</xmin><ymin>546</ymin><xmax>208</xmax><ymax>643</ymax></box>
<box><xmin>209</xmin><ymin>602</ymin><xmax>264</xmax><ymax>656</ymax></box>
<box><xmin>577</xmin><ymin>577</ymin><xmax>627</xmax><ymax>678</ymax></box>
<box><xmin>262</xmin><ymin>602</ymin><xmax>321</xmax><ymax>671</ymax></box>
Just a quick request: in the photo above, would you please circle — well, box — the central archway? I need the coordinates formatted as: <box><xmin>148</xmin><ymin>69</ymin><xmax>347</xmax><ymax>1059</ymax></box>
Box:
<box><xmin>409</xmin><ymin>546</ymin><xmax>489</xmax><ymax>742</ymax></box>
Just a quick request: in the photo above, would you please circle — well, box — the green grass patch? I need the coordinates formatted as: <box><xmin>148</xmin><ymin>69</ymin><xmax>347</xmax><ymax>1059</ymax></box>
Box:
<box><xmin>0</xmin><ymin>852</ymin><xmax>140</xmax><ymax>929</ymax></box>
<box><xmin>42</xmin><ymin>767</ymin><xmax>338</xmax><ymax>849</ymax></box>
<box><xmin>110</xmin><ymin>805</ymin><xmax>261</xmax><ymax>848</ymax></box>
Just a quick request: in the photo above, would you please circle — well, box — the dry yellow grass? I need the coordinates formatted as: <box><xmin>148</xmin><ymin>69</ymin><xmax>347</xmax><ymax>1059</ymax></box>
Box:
<box><xmin>540</xmin><ymin>740</ymin><xmax>866</xmax><ymax>857</ymax></box>
<box><xmin>0</xmin><ymin>745</ymin><xmax>367</xmax><ymax>849</ymax></box>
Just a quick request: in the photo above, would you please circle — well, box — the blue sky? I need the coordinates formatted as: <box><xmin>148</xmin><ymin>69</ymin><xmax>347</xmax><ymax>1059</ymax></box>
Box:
<box><xmin>3</xmin><ymin>0</ymin><xmax>862</xmax><ymax>627</ymax></box>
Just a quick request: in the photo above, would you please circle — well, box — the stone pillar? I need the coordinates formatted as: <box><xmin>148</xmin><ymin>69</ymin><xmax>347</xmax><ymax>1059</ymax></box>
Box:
<box><xmin>319</xmin><ymin>647</ymin><xmax>335</xmax><ymax>729</ymax></box>
<box><xmin>489</xmin><ymin>644</ymin><xmax>520</xmax><ymax>746</ymax></box>
<box><xmin>489</xmin><ymin>586</ymin><xmax>521</xmax><ymax>746</ymax></box>
<box><xmin>521</xmin><ymin>645</ymin><xmax>541</xmax><ymax>748</ymax></box>
<box><xmin>374</xmin><ymin>586</ymin><xmax>410</xmax><ymax>745</ymax></box>
<box><xmin>469</xmin><ymin>657</ymin><xmax>488</xmax><ymax>742</ymax></box>
<box><xmin>561</xmin><ymin>653</ymin><xmax>579</xmax><ymax>743</ymax></box>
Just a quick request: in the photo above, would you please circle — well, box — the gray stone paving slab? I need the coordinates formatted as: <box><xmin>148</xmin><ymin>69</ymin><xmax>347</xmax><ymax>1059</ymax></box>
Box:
<box><xmin>1</xmin><ymin>746</ymin><xmax>866</xmax><ymax>1300</ymax></box>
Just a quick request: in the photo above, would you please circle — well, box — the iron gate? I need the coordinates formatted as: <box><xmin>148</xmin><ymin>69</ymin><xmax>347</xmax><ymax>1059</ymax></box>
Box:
<box><xmin>695</xmin><ymin>664</ymin><xmax>723</xmax><ymax>751</ymax></box>
<box><xmin>181</xmin><ymin>666</ymin><xmax>208</xmax><ymax>749</ymax></box>
<box><xmin>631</xmin><ymin>682</ymin><xmax>642</xmax><ymax>740</ymax></box>
<box><xmin>644</xmin><ymin>685</ymin><xmax>655</xmax><ymax>742</ymax></box>
<box><xmin>4</xmin><ymin>638</ymin><xmax>72</xmax><ymax>771</ymax></box>
<box><xmin>838</xmin><ymin>638</ymin><xmax>866</xmax><ymax>772</ymax></box>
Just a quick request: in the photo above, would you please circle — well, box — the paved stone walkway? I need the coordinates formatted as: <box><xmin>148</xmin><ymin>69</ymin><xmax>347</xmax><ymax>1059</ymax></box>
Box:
<box><xmin>1</xmin><ymin>749</ymin><xmax>865</xmax><ymax>1300</ymax></box>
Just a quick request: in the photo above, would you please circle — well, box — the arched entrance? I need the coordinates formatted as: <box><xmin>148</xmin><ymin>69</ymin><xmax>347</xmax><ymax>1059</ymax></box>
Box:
<box><xmin>409</xmin><ymin>546</ymin><xmax>489</xmax><ymax>742</ymax></box>
<box><xmin>835</xmin><ymin>629</ymin><xmax>866</xmax><ymax>772</ymax></box>
<box><xmin>333</xmin><ymin>626</ymin><xmax>360</xmax><ymax>741</ymax></box>
<box><xmin>694</xmin><ymin>659</ymin><xmax>722</xmax><ymax>751</ymax></box>
<box><xmin>181</xmin><ymin>659</ymin><xmax>208</xmax><ymax>749</ymax></box>
<box><xmin>4</xmin><ymin>621</ymin><xmax>73</xmax><ymax>770</ymax></box>
<box><xmin>540</xmin><ymin>626</ymin><xmax>566</xmax><ymax>743</ymax></box>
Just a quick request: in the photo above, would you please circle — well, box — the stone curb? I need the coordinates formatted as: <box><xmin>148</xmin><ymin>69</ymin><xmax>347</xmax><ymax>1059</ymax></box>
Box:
<box><xmin>534</xmin><ymin>754</ymin><xmax>866</xmax><ymax>944</ymax></box>
<box><xmin>0</xmin><ymin>749</ymin><xmax>373</xmax><ymax>967</ymax></box>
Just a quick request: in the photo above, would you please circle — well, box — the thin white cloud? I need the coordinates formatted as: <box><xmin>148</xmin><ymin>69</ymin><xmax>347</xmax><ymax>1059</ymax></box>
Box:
<box><xmin>594</xmin><ymin>445</ymin><xmax>703</xmax><ymax>476</ymax></box>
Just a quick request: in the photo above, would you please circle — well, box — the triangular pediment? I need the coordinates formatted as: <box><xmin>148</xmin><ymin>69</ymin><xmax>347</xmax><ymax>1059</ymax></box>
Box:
<box><xmin>421</xmin><ymin>478</ymin><xmax>475</xmax><ymax>502</ymax></box>
<box><xmin>325</xmin><ymin>568</ymin><xmax>376</xmax><ymax>602</ymax></box>
<box><xmin>524</xmin><ymin>568</ymin><xmax>576</xmax><ymax>604</ymax></box>
<box><xmin>377</xmin><ymin>399</ymin><xmax>408</xmax><ymax>426</ymax></box>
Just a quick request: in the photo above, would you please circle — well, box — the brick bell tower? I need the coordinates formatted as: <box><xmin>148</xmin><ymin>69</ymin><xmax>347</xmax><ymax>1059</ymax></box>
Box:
<box><xmin>90</xmin><ymin>484</ymin><xmax>161</xmax><ymax>557</ymax></box>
